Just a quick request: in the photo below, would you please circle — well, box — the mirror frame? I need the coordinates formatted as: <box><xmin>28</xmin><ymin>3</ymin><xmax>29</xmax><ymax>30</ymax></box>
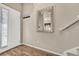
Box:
<box><xmin>37</xmin><ymin>6</ymin><xmax>54</xmax><ymax>33</ymax></box>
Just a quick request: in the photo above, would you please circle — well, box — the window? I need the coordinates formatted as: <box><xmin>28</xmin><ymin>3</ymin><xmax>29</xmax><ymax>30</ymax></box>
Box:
<box><xmin>0</xmin><ymin>8</ymin><xmax>8</xmax><ymax>48</ymax></box>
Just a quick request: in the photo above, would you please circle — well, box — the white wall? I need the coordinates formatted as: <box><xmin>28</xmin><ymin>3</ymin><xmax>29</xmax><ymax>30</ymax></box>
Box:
<box><xmin>23</xmin><ymin>3</ymin><xmax>79</xmax><ymax>54</ymax></box>
<box><xmin>55</xmin><ymin>3</ymin><xmax>79</xmax><ymax>53</ymax></box>
<box><xmin>0</xmin><ymin>4</ymin><xmax>21</xmax><ymax>53</ymax></box>
<box><xmin>3</xmin><ymin>3</ymin><xmax>22</xmax><ymax>12</ymax></box>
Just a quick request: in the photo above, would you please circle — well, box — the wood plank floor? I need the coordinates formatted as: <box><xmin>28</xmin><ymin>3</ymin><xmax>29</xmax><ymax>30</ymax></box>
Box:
<box><xmin>0</xmin><ymin>45</ymin><xmax>58</xmax><ymax>56</ymax></box>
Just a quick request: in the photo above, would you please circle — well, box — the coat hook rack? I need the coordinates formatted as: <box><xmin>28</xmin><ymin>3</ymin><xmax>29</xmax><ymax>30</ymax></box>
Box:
<box><xmin>23</xmin><ymin>16</ymin><xmax>30</xmax><ymax>19</ymax></box>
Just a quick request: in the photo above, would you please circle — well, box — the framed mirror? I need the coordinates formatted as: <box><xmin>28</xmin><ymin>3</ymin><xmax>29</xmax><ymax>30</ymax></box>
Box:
<box><xmin>37</xmin><ymin>6</ymin><xmax>54</xmax><ymax>33</ymax></box>
<box><xmin>0</xmin><ymin>8</ymin><xmax>8</xmax><ymax>48</ymax></box>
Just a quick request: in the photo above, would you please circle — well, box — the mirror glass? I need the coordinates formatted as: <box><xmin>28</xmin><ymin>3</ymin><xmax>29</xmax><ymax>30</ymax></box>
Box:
<box><xmin>37</xmin><ymin>6</ymin><xmax>54</xmax><ymax>32</ymax></box>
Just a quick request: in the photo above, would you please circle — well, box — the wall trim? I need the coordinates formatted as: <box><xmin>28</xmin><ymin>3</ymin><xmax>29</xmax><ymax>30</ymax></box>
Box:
<box><xmin>0</xmin><ymin>44</ymin><xmax>21</xmax><ymax>54</ymax></box>
<box><xmin>22</xmin><ymin>43</ymin><xmax>63</xmax><ymax>56</ymax></box>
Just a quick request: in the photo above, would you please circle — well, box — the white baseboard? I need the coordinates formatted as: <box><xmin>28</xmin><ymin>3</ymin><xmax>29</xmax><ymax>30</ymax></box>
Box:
<box><xmin>0</xmin><ymin>43</ymin><xmax>21</xmax><ymax>54</ymax></box>
<box><xmin>22</xmin><ymin>43</ymin><xmax>62</xmax><ymax>56</ymax></box>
